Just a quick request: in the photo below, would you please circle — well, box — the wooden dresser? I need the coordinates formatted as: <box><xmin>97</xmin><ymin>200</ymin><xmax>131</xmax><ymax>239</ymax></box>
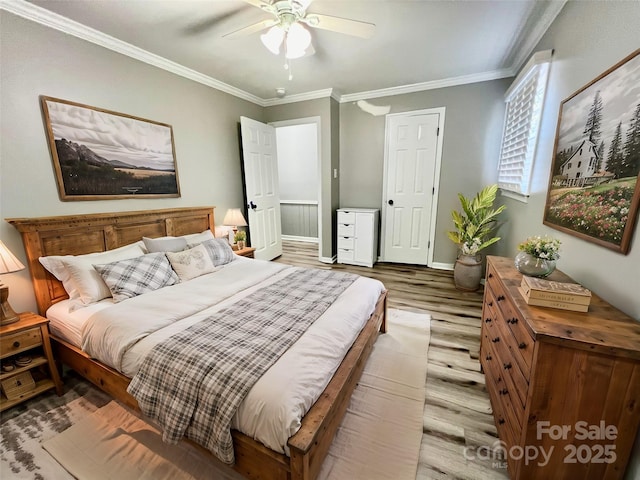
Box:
<box><xmin>481</xmin><ymin>256</ymin><xmax>640</xmax><ymax>479</ymax></box>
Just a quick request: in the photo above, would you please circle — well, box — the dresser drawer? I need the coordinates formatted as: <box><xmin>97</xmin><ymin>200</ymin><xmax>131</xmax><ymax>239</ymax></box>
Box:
<box><xmin>1</xmin><ymin>327</ymin><xmax>42</xmax><ymax>358</ymax></box>
<box><xmin>482</xmin><ymin>336</ymin><xmax>521</xmax><ymax>449</ymax></box>
<box><xmin>493</xmin><ymin>317</ymin><xmax>529</xmax><ymax>409</ymax></box>
<box><xmin>486</xmin><ymin>267</ymin><xmax>534</xmax><ymax>377</ymax></box>
<box><xmin>337</xmin><ymin>236</ymin><xmax>354</xmax><ymax>250</ymax></box>
<box><xmin>337</xmin><ymin>211</ymin><xmax>356</xmax><ymax>224</ymax></box>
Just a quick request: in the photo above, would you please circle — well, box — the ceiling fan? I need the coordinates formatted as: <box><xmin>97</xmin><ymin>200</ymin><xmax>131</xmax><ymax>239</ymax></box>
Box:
<box><xmin>225</xmin><ymin>0</ymin><xmax>376</xmax><ymax>60</ymax></box>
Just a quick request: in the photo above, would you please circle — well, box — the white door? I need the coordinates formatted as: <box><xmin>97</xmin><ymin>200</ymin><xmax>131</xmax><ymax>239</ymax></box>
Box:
<box><xmin>382</xmin><ymin>110</ymin><xmax>443</xmax><ymax>265</ymax></box>
<box><xmin>240</xmin><ymin>116</ymin><xmax>282</xmax><ymax>260</ymax></box>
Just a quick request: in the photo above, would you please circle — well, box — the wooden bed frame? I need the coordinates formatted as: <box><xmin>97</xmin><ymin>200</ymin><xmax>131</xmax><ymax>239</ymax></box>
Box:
<box><xmin>7</xmin><ymin>206</ymin><xmax>387</xmax><ymax>480</ymax></box>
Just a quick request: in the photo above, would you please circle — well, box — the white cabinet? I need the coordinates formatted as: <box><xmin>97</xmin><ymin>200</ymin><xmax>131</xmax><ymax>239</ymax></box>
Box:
<box><xmin>336</xmin><ymin>208</ymin><xmax>379</xmax><ymax>268</ymax></box>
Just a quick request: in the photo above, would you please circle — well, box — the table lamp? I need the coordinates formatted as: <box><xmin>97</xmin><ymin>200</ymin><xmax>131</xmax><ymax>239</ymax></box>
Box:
<box><xmin>0</xmin><ymin>240</ymin><xmax>25</xmax><ymax>326</ymax></box>
<box><xmin>223</xmin><ymin>208</ymin><xmax>248</xmax><ymax>244</ymax></box>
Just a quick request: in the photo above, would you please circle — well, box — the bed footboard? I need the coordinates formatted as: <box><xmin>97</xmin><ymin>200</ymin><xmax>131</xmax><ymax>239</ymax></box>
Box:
<box><xmin>50</xmin><ymin>290</ymin><xmax>387</xmax><ymax>480</ymax></box>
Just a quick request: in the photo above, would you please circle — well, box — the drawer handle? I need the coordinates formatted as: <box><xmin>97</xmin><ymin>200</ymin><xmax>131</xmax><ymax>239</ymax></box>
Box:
<box><xmin>497</xmin><ymin>295</ymin><xmax>505</xmax><ymax>301</ymax></box>
<box><xmin>484</xmin><ymin>318</ymin><xmax>492</xmax><ymax>323</ymax></box>
<box><xmin>485</xmin><ymin>355</ymin><xmax>492</xmax><ymax>361</ymax></box>
<box><xmin>499</xmin><ymin>388</ymin><xmax>508</xmax><ymax>395</ymax></box>
<box><xmin>488</xmin><ymin>273</ymin><xmax>493</xmax><ymax>278</ymax></box>
<box><xmin>498</xmin><ymin>418</ymin><xmax>505</xmax><ymax>425</ymax></box>
<box><xmin>518</xmin><ymin>342</ymin><xmax>527</xmax><ymax>349</ymax></box>
<box><xmin>492</xmin><ymin>337</ymin><xmax>500</xmax><ymax>343</ymax></box>
<box><xmin>487</xmin><ymin>301</ymin><xmax>493</xmax><ymax>307</ymax></box>
<box><xmin>503</xmin><ymin>363</ymin><xmax>512</xmax><ymax>370</ymax></box>
<box><xmin>13</xmin><ymin>341</ymin><xmax>20</xmax><ymax>348</ymax></box>
<box><xmin>507</xmin><ymin>318</ymin><xmax>519</xmax><ymax>324</ymax></box>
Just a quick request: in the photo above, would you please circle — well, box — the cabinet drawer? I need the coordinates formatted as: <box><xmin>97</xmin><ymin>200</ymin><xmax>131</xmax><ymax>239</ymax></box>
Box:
<box><xmin>337</xmin><ymin>224</ymin><xmax>355</xmax><ymax>237</ymax></box>
<box><xmin>337</xmin><ymin>237</ymin><xmax>355</xmax><ymax>250</ymax></box>
<box><xmin>337</xmin><ymin>248</ymin><xmax>354</xmax><ymax>262</ymax></box>
<box><xmin>337</xmin><ymin>211</ymin><xmax>356</xmax><ymax>224</ymax></box>
<box><xmin>493</xmin><ymin>314</ymin><xmax>530</xmax><ymax>409</ymax></box>
<box><xmin>1</xmin><ymin>328</ymin><xmax>42</xmax><ymax>358</ymax></box>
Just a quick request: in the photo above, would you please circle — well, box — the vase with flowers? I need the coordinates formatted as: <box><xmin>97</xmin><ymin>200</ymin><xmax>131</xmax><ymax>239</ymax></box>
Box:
<box><xmin>515</xmin><ymin>235</ymin><xmax>561</xmax><ymax>277</ymax></box>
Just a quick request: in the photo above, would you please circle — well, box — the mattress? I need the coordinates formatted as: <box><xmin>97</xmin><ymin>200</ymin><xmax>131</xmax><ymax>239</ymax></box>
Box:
<box><xmin>46</xmin><ymin>257</ymin><xmax>385</xmax><ymax>455</ymax></box>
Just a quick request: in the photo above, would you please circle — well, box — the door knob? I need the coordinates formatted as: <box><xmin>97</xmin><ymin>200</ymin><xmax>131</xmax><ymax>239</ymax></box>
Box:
<box><xmin>388</xmin><ymin>199</ymin><xmax>394</xmax><ymax>206</ymax></box>
<box><xmin>248</xmin><ymin>201</ymin><xmax>257</xmax><ymax>210</ymax></box>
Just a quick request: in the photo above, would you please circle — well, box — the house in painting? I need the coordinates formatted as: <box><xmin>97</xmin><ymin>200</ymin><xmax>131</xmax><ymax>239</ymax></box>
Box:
<box><xmin>559</xmin><ymin>137</ymin><xmax>599</xmax><ymax>184</ymax></box>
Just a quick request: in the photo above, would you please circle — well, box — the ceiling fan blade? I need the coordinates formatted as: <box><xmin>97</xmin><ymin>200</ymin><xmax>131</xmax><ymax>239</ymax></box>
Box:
<box><xmin>240</xmin><ymin>0</ymin><xmax>273</xmax><ymax>10</ymax></box>
<box><xmin>183</xmin><ymin>6</ymin><xmax>248</xmax><ymax>36</ymax></box>
<box><xmin>223</xmin><ymin>18</ymin><xmax>278</xmax><ymax>38</ymax></box>
<box><xmin>303</xmin><ymin>13</ymin><xmax>375</xmax><ymax>39</ymax></box>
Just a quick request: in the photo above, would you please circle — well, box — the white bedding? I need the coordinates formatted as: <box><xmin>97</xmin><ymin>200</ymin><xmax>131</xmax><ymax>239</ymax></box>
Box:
<box><xmin>46</xmin><ymin>257</ymin><xmax>385</xmax><ymax>455</ymax></box>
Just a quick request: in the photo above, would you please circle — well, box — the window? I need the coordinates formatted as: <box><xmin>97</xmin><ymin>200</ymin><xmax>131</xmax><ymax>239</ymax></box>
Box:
<box><xmin>497</xmin><ymin>50</ymin><xmax>552</xmax><ymax>199</ymax></box>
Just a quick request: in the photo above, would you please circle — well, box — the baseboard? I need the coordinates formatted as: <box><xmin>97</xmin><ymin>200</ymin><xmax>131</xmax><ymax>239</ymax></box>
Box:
<box><xmin>430</xmin><ymin>262</ymin><xmax>455</xmax><ymax>271</ymax></box>
<box><xmin>282</xmin><ymin>235</ymin><xmax>319</xmax><ymax>243</ymax></box>
<box><xmin>319</xmin><ymin>255</ymin><xmax>336</xmax><ymax>264</ymax></box>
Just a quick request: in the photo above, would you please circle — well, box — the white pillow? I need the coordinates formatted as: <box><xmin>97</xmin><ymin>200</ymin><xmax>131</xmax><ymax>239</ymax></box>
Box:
<box><xmin>39</xmin><ymin>241</ymin><xmax>146</xmax><ymax>310</ymax></box>
<box><xmin>165</xmin><ymin>243</ymin><xmax>217</xmax><ymax>282</ymax></box>
<box><xmin>94</xmin><ymin>252</ymin><xmax>179</xmax><ymax>303</ymax></box>
<box><xmin>182</xmin><ymin>230</ymin><xmax>215</xmax><ymax>245</ymax></box>
<box><xmin>142</xmin><ymin>236</ymin><xmax>188</xmax><ymax>253</ymax></box>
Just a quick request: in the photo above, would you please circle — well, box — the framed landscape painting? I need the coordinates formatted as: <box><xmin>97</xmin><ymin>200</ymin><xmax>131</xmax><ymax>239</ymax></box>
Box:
<box><xmin>41</xmin><ymin>96</ymin><xmax>180</xmax><ymax>201</ymax></box>
<box><xmin>543</xmin><ymin>49</ymin><xmax>640</xmax><ymax>254</ymax></box>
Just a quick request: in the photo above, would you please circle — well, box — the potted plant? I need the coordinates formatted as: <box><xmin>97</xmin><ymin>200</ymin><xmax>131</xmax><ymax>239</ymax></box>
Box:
<box><xmin>234</xmin><ymin>230</ymin><xmax>247</xmax><ymax>250</ymax></box>
<box><xmin>447</xmin><ymin>184</ymin><xmax>506</xmax><ymax>291</ymax></box>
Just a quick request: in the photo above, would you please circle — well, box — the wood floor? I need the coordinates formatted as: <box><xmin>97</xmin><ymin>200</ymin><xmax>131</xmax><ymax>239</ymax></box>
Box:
<box><xmin>275</xmin><ymin>241</ymin><xmax>510</xmax><ymax>480</ymax></box>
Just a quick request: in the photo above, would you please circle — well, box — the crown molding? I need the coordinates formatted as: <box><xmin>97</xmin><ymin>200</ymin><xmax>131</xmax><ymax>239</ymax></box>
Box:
<box><xmin>507</xmin><ymin>0</ymin><xmax>567</xmax><ymax>74</ymax></box>
<box><xmin>263</xmin><ymin>88</ymin><xmax>334</xmax><ymax>106</ymax></box>
<box><xmin>0</xmin><ymin>0</ymin><xmax>264</xmax><ymax>106</ymax></box>
<box><xmin>2</xmin><ymin>0</ymin><xmax>562</xmax><ymax>107</ymax></box>
<box><xmin>339</xmin><ymin>69</ymin><xmax>514</xmax><ymax>103</ymax></box>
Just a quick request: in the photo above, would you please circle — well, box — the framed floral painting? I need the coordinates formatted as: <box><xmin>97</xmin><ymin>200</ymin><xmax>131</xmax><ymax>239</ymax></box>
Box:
<box><xmin>543</xmin><ymin>49</ymin><xmax>640</xmax><ymax>254</ymax></box>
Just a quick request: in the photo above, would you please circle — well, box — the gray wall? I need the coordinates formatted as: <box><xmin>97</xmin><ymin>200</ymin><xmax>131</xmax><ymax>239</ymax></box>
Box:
<box><xmin>0</xmin><ymin>12</ymin><xmax>263</xmax><ymax>314</ymax></box>
<box><xmin>497</xmin><ymin>1</ymin><xmax>640</xmax><ymax>320</ymax></box>
<box><xmin>339</xmin><ymin>80</ymin><xmax>511</xmax><ymax>264</ymax></box>
<box><xmin>497</xmin><ymin>3</ymin><xmax>640</xmax><ymax>477</ymax></box>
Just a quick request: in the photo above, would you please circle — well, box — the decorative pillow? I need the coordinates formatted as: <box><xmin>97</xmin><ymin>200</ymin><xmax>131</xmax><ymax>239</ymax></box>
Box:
<box><xmin>142</xmin><ymin>236</ymin><xmax>188</xmax><ymax>253</ymax></box>
<box><xmin>183</xmin><ymin>230</ymin><xmax>215</xmax><ymax>245</ymax></box>
<box><xmin>39</xmin><ymin>241</ymin><xmax>147</xmax><ymax>309</ymax></box>
<box><xmin>198</xmin><ymin>238</ymin><xmax>236</xmax><ymax>266</ymax></box>
<box><xmin>93</xmin><ymin>252</ymin><xmax>179</xmax><ymax>303</ymax></box>
<box><xmin>165</xmin><ymin>243</ymin><xmax>217</xmax><ymax>282</ymax></box>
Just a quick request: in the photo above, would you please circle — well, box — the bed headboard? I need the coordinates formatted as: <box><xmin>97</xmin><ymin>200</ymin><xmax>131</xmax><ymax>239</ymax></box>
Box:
<box><xmin>7</xmin><ymin>207</ymin><xmax>215</xmax><ymax>316</ymax></box>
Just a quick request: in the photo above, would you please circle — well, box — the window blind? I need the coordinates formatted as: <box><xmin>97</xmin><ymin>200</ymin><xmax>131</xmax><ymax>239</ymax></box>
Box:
<box><xmin>497</xmin><ymin>50</ymin><xmax>552</xmax><ymax>197</ymax></box>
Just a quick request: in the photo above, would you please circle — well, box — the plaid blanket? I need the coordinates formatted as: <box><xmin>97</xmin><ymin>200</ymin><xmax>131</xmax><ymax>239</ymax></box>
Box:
<box><xmin>127</xmin><ymin>267</ymin><xmax>357</xmax><ymax>464</ymax></box>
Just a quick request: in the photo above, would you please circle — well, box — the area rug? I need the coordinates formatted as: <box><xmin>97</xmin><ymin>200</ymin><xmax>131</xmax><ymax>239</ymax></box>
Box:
<box><xmin>40</xmin><ymin>308</ymin><xmax>430</xmax><ymax>480</ymax></box>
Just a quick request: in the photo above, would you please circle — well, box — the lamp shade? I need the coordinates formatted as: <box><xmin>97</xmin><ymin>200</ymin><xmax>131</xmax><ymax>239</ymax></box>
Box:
<box><xmin>223</xmin><ymin>208</ymin><xmax>248</xmax><ymax>227</ymax></box>
<box><xmin>0</xmin><ymin>241</ymin><xmax>25</xmax><ymax>275</ymax></box>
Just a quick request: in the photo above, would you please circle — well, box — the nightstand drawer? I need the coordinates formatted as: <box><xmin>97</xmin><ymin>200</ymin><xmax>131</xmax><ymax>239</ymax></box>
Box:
<box><xmin>1</xmin><ymin>328</ymin><xmax>42</xmax><ymax>358</ymax></box>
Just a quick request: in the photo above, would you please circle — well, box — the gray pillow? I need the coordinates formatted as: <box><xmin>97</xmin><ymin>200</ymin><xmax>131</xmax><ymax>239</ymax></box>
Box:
<box><xmin>198</xmin><ymin>238</ymin><xmax>236</xmax><ymax>266</ymax></box>
<box><xmin>93</xmin><ymin>252</ymin><xmax>179</xmax><ymax>302</ymax></box>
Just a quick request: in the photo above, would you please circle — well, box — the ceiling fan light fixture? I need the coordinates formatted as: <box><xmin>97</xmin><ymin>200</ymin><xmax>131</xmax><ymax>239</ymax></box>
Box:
<box><xmin>285</xmin><ymin>22</ymin><xmax>311</xmax><ymax>59</ymax></box>
<box><xmin>260</xmin><ymin>25</ymin><xmax>285</xmax><ymax>55</ymax></box>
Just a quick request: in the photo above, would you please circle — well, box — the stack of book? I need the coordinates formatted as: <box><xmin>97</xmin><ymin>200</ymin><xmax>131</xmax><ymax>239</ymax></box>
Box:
<box><xmin>518</xmin><ymin>276</ymin><xmax>592</xmax><ymax>312</ymax></box>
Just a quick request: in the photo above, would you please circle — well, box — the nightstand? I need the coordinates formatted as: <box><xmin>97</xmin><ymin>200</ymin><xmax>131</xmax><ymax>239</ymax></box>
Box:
<box><xmin>0</xmin><ymin>312</ymin><xmax>63</xmax><ymax>411</ymax></box>
<box><xmin>235</xmin><ymin>246</ymin><xmax>256</xmax><ymax>258</ymax></box>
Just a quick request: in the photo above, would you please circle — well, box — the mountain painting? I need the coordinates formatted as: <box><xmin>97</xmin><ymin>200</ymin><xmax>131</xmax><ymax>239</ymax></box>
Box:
<box><xmin>41</xmin><ymin>97</ymin><xmax>180</xmax><ymax>200</ymax></box>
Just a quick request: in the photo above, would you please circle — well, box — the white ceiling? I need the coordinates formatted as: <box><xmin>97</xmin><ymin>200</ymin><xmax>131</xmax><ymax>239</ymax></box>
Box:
<box><xmin>12</xmin><ymin>0</ymin><xmax>566</xmax><ymax>103</ymax></box>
